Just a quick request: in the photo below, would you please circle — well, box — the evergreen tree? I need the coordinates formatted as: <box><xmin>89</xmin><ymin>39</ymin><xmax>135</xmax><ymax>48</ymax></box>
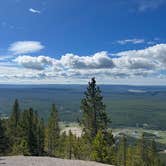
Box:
<box><xmin>8</xmin><ymin>99</ymin><xmax>20</xmax><ymax>146</ymax></box>
<box><xmin>67</xmin><ymin>130</ymin><xmax>73</xmax><ymax>159</ymax></box>
<box><xmin>28</xmin><ymin>108</ymin><xmax>37</xmax><ymax>155</ymax></box>
<box><xmin>81</xmin><ymin>78</ymin><xmax>110</xmax><ymax>139</ymax></box>
<box><xmin>46</xmin><ymin>104</ymin><xmax>60</xmax><ymax>156</ymax></box>
<box><xmin>11</xmin><ymin>139</ymin><xmax>30</xmax><ymax>156</ymax></box>
<box><xmin>36</xmin><ymin>118</ymin><xmax>45</xmax><ymax>156</ymax></box>
<box><xmin>32</xmin><ymin>111</ymin><xmax>45</xmax><ymax>155</ymax></box>
<box><xmin>117</xmin><ymin>135</ymin><xmax>127</xmax><ymax>166</ymax></box>
<box><xmin>132</xmin><ymin>133</ymin><xmax>149</xmax><ymax>166</ymax></box>
<box><xmin>140</xmin><ymin>134</ymin><xmax>147</xmax><ymax>163</ymax></box>
<box><xmin>126</xmin><ymin>146</ymin><xmax>134</xmax><ymax>166</ymax></box>
<box><xmin>91</xmin><ymin>130</ymin><xmax>110</xmax><ymax>163</ymax></box>
<box><xmin>58</xmin><ymin>131</ymin><xmax>68</xmax><ymax>158</ymax></box>
<box><xmin>72</xmin><ymin>136</ymin><xmax>91</xmax><ymax>160</ymax></box>
<box><xmin>0</xmin><ymin>119</ymin><xmax>8</xmax><ymax>155</ymax></box>
<box><xmin>19</xmin><ymin>108</ymin><xmax>36</xmax><ymax>155</ymax></box>
<box><xmin>148</xmin><ymin>139</ymin><xmax>161</xmax><ymax>166</ymax></box>
<box><xmin>72</xmin><ymin>135</ymin><xmax>78</xmax><ymax>159</ymax></box>
<box><xmin>19</xmin><ymin>108</ymin><xmax>44</xmax><ymax>155</ymax></box>
<box><xmin>10</xmin><ymin>99</ymin><xmax>20</xmax><ymax>127</ymax></box>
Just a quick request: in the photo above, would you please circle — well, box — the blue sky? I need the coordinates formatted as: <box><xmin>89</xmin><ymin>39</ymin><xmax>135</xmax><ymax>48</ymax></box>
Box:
<box><xmin>0</xmin><ymin>0</ymin><xmax>166</xmax><ymax>84</ymax></box>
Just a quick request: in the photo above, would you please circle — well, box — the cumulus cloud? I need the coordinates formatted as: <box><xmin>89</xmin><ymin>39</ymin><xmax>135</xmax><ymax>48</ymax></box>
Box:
<box><xmin>13</xmin><ymin>51</ymin><xmax>114</xmax><ymax>71</ymax></box>
<box><xmin>60</xmin><ymin>51</ymin><xmax>114</xmax><ymax>69</ymax></box>
<box><xmin>29</xmin><ymin>8</ymin><xmax>41</xmax><ymax>14</ymax></box>
<box><xmin>14</xmin><ymin>55</ymin><xmax>55</xmax><ymax>70</ymax></box>
<box><xmin>9</xmin><ymin>41</ymin><xmax>44</xmax><ymax>54</ymax></box>
<box><xmin>114</xmin><ymin>56</ymin><xmax>157</xmax><ymax>70</ymax></box>
<box><xmin>117</xmin><ymin>38</ymin><xmax>145</xmax><ymax>45</ymax></box>
<box><xmin>115</xmin><ymin>44</ymin><xmax>166</xmax><ymax>70</ymax></box>
<box><xmin>2</xmin><ymin>43</ymin><xmax>166</xmax><ymax>84</ymax></box>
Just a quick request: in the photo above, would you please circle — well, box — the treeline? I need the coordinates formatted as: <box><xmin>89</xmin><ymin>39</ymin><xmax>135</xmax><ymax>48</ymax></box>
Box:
<box><xmin>0</xmin><ymin>78</ymin><xmax>164</xmax><ymax>166</ymax></box>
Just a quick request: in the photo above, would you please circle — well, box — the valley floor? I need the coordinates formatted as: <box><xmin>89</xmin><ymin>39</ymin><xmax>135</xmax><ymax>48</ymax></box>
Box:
<box><xmin>0</xmin><ymin>156</ymin><xmax>113</xmax><ymax>166</ymax></box>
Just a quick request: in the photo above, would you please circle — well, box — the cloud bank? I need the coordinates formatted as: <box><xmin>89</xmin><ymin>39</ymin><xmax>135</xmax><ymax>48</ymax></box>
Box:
<box><xmin>1</xmin><ymin>43</ymin><xmax>166</xmax><ymax>84</ymax></box>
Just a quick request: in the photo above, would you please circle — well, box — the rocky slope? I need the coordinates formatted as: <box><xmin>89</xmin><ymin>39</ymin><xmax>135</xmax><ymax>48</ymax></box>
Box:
<box><xmin>0</xmin><ymin>156</ymin><xmax>113</xmax><ymax>166</ymax></box>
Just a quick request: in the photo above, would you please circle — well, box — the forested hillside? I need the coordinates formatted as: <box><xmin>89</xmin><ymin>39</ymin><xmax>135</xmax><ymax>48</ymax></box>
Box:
<box><xmin>0</xmin><ymin>78</ymin><xmax>165</xmax><ymax>166</ymax></box>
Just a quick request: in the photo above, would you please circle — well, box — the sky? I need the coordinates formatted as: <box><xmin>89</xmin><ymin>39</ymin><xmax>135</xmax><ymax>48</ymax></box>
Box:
<box><xmin>0</xmin><ymin>0</ymin><xmax>166</xmax><ymax>85</ymax></box>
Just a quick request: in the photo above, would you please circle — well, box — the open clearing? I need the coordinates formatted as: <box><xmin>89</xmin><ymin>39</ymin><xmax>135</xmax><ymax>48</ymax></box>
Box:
<box><xmin>60</xmin><ymin>122</ymin><xmax>166</xmax><ymax>146</ymax></box>
<box><xmin>0</xmin><ymin>156</ymin><xmax>113</xmax><ymax>166</ymax></box>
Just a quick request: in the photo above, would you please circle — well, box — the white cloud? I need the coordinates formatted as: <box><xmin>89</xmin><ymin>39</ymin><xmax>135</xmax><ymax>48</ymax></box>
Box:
<box><xmin>14</xmin><ymin>55</ymin><xmax>55</xmax><ymax>70</ymax></box>
<box><xmin>113</xmin><ymin>56</ymin><xmax>157</xmax><ymax>70</ymax></box>
<box><xmin>115</xmin><ymin>44</ymin><xmax>166</xmax><ymax>69</ymax></box>
<box><xmin>9</xmin><ymin>41</ymin><xmax>44</xmax><ymax>54</ymax></box>
<box><xmin>1</xmin><ymin>43</ymin><xmax>166</xmax><ymax>84</ymax></box>
<box><xmin>60</xmin><ymin>51</ymin><xmax>114</xmax><ymax>69</ymax></box>
<box><xmin>117</xmin><ymin>38</ymin><xmax>145</xmax><ymax>45</ymax></box>
<box><xmin>13</xmin><ymin>51</ymin><xmax>114</xmax><ymax>71</ymax></box>
<box><xmin>29</xmin><ymin>8</ymin><xmax>41</xmax><ymax>14</ymax></box>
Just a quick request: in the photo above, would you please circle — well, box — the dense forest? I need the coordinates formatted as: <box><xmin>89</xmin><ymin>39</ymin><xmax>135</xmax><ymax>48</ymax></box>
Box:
<box><xmin>0</xmin><ymin>78</ymin><xmax>165</xmax><ymax>166</ymax></box>
<box><xmin>1</xmin><ymin>84</ymin><xmax>166</xmax><ymax>130</ymax></box>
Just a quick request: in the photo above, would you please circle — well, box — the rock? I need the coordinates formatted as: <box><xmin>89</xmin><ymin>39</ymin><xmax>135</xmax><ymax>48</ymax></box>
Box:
<box><xmin>0</xmin><ymin>156</ymin><xmax>113</xmax><ymax>166</ymax></box>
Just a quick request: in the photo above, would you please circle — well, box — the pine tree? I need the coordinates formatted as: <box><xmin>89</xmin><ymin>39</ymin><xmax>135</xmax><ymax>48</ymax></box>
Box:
<box><xmin>36</xmin><ymin>118</ymin><xmax>45</xmax><ymax>156</ymax></box>
<box><xmin>72</xmin><ymin>136</ymin><xmax>91</xmax><ymax>160</ymax></box>
<box><xmin>126</xmin><ymin>146</ymin><xmax>134</xmax><ymax>166</ymax></box>
<box><xmin>117</xmin><ymin>135</ymin><xmax>127</xmax><ymax>166</ymax></box>
<box><xmin>81</xmin><ymin>78</ymin><xmax>110</xmax><ymax>139</ymax></box>
<box><xmin>133</xmin><ymin>133</ymin><xmax>148</xmax><ymax>166</ymax></box>
<box><xmin>8</xmin><ymin>99</ymin><xmax>20</xmax><ymax>146</ymax></box>
<box><xmin>91</xmin><ymin>130</ymin><xmax>109</xmax><ymax>163</ymax></box>
<box><xmin>18</xmin><ymin>108</ymin><xmax>44</xmax><ymax>156</ymax></box>
<box><xmin>11</xmin><ymin>139</ymin><xmax>30</xmax><ymax>156</ymax></box>
<box><xmin>58</xmin><ymin>131</ymin><xmax>68</xmax><ymax>158</ymax></box>
<box><xmin>140</xmin><ymin>134</ymin><xmax>147</xmax><ymax>162</ymax></box>
<box><xmin>0</xmin><ymin>119</ymin><xmax>8</xmax><ymax>155</ymax></box>
<box><xmin>67</xmin><ymin>130</ymin><xmax>73</xmax><ymax>159</ymax></box>
<box><xmin>73</xmin><ymin>133</ymin><xmax>92</xmax><ymax>160</ymax></box>
<box><xmin>19</xmin><ymin>108</ymin><xmax>35</xmax><ymax>155</ymax></box>
<box><xmin>28</xmin><ymin>108</ymin><xmax>37</xmax><ymax>155</ymax></box>
<box><xmin>33</xmin><ymin>111</ymin><xmax>45</xmax><ymax>155</ymax></box>
<box><xmin>46</xmin><ymin>104</ymin><xmax>60</xmax><ymax>156</ymax></box>
<box><xmin>148</xmin><ymin>139</ymin><xmax>161</xmax><ymax>166</ymax></box>
<box><xmin>10</xmin><ymin>99</ymin><xmax>20</xmax><ymax>127</ymax></box>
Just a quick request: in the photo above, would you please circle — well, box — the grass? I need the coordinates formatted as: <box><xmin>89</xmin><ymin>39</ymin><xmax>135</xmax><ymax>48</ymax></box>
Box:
<box><xmin>60</xmin><ymin>122</ymin><xmax>166</xmax><ymax>148</ymax></box>
<box><xmin>112</xmin><ymin>127</ymin><xmax>166</xmax><ymax>146</ymax></box>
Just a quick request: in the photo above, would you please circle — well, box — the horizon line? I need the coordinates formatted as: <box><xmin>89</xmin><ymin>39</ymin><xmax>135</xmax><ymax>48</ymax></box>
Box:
<box><xmin>0</xmin><ymin>83</ymin><xmax>166</xmax><ymax>86</ymax></box>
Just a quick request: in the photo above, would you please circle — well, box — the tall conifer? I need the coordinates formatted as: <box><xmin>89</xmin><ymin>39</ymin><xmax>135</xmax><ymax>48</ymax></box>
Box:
<box><xmin>81</xmin><ymin>78</ymin><xmax>110</xmax><ymax>139</ymax></box>
<box><xmin>46</xmin><ymin>104</ymin><xmax>60</xmax><ymax>156</ymax></box>
<box><xmin>8</xmin><ymin>99</ymin><xmax>21</xmax><ymax>149</ymax></box>
<box><xmin>0</xmin><ymin>119</ymin><xmax>8</xmax><ymax>155</ymax></box>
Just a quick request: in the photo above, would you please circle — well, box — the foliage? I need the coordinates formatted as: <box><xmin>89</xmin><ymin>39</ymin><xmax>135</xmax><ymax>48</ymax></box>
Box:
<box><xmin>0</xmin><ymin>119</ymin><xmax>8</xmax><ymax>155</ymax></box>
<box><xmin>91</xmin><ymin>130</ymin><xmax>115</xmax><ymax>164</ymax></box>
<box><xmin>0</xmin><ymin>78</ymin><xmax>164</xmax><ymax>166</ymax></box>
<box><xmin>117</xmin><ymin>135</ymin><xmax>127</xmax><ymax>166</ymax></box>
<box><xmin>1</xmin><ymin>85</ymin><xmax>166</xmax><ymax>129</ymax></box>
<box><xmin>7</xmin><ymin>99</ymin><xmax>20</xmax><ymax>149</ymax></box>
<box><xmin>45</xmin><ymin>104</ymin><xmax>60</xmax><ymax>156</ymax></box>
<box><xmin>81</xmin><ymin>77</ymin><xmax>110</xmax><ymax>139</ymax></box>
